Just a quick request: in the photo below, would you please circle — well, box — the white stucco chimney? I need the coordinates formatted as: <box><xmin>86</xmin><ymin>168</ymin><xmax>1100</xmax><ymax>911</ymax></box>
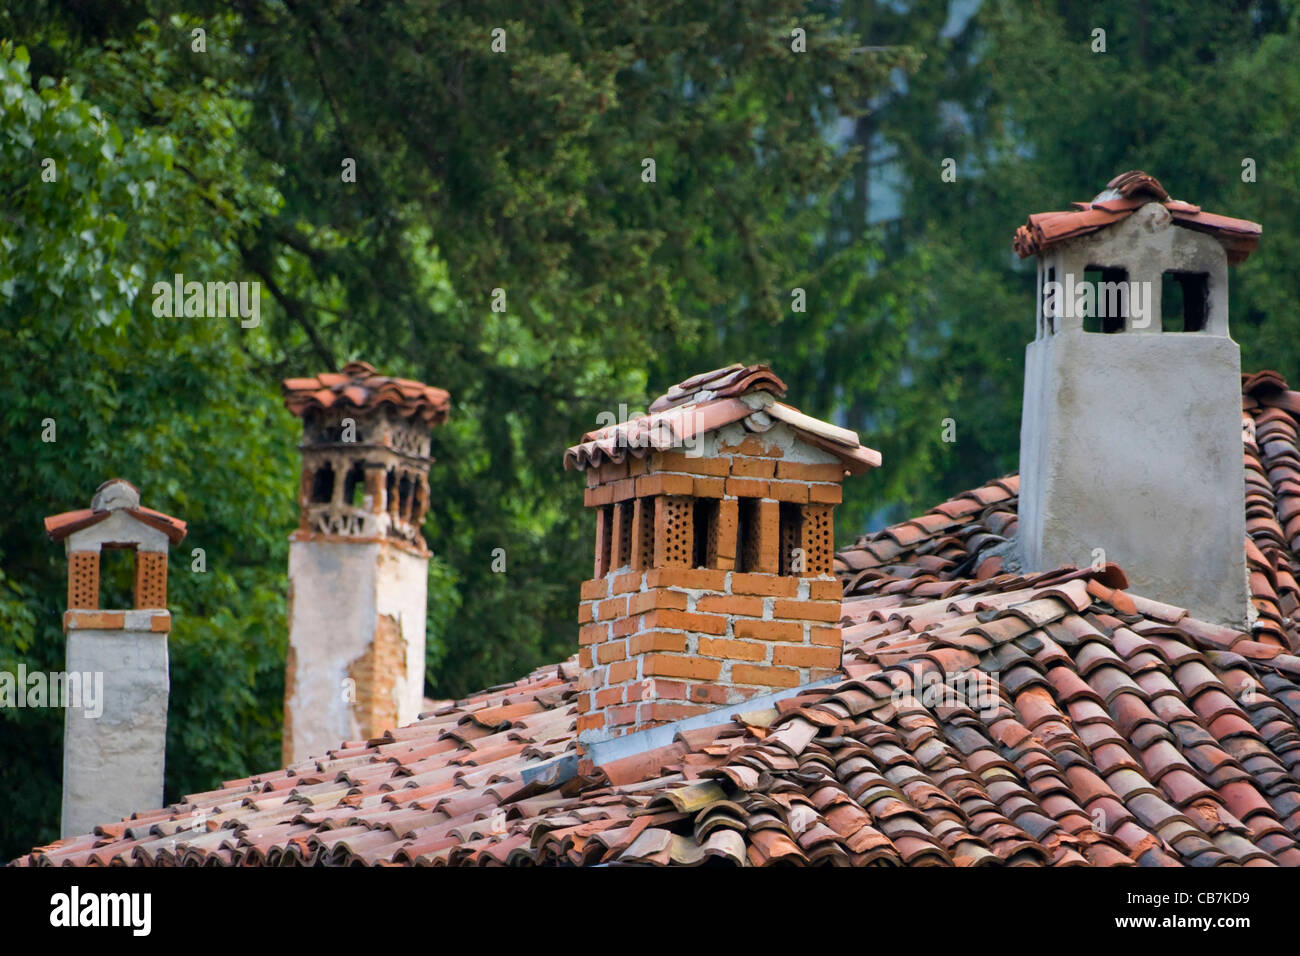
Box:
<box><xmin>280</xmin><ymin>362</ymin><xmax>449</xmax><ymax>764</ymax></box>
<box><xmin>44</xmin><ymin>479</ymin><xmax>186</xmax><ymax>837</ymax></box>
<box><xmin>1014</xmin><ymin>171</ymin><xmax>1261</xmax><ymax>626</ymax></box>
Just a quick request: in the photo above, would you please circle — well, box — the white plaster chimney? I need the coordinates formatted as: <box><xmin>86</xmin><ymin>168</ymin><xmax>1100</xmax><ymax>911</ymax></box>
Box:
<box><xmin>280</xmin><ymin>362</ymin><xmax>449</xmax><ymax>764</ymax></box>
<box><xmin>1015</xmin><ymin>171</ymin><xmax>1261</xmax><ymax>626</ymax></box>
<box><xmin>44</xmin><ymin>479</ymin><xmax>186</xmax><ymax>838</ymax></box>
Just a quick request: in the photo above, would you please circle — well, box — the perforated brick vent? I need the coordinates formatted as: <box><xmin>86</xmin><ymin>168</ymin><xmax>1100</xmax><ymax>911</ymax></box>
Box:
<box><xmin>657</xmin><ymin>496</ymin><xmax>693</xmax><ymax>567</ymax></box>
<box><xmin>804</xmin><ymin>504</ymin><xmax>834</xmax><ymax>575</ymax></box>
<box><xmin>134</xmin><ymin>551</ymin><xmax>168</xmax><ymax>609</ymax></box>
<box><xmin>68</xmin><ymin>551</ymin><xmax>99</xmax><ymax>610</ymax></box>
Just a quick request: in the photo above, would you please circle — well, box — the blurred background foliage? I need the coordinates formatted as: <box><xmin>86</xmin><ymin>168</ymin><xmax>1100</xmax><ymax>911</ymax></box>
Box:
<box><xmin>2</xmin><ymin>0</ymin><xmax>1298</xmax><ymax>857</ymax></box>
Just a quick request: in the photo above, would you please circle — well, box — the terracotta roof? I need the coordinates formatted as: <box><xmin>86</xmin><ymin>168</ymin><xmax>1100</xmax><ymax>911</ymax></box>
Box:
<box><xmin>1012</xmin><ymin>170</ymin><xmax>1262</xmax><ymax>265</ymax></box>
<box><xmin>20</xmin><ymin>372</ymin><xmax>1300</xmax><ymax>868</ymax></box>
<box><xmin>18</xmin><ymin>562</ymin><xmax>1300</xmax><ymax>867</ymax></box>
<box><xmin>282</xmin><ymin>360</ymin><xmax>450</xmax><ymax>424</ymax></box>
<box><xmin>564</xmin><ymin>363</ymin><xmax>881</xmax><ymax>475</ymax></box>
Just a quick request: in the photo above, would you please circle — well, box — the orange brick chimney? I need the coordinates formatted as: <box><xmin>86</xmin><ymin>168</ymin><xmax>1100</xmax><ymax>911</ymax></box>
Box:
<box><xmin>564</xmin><ymin>365</ymin><xmax>880</xmax><ymax>741</ymax></box>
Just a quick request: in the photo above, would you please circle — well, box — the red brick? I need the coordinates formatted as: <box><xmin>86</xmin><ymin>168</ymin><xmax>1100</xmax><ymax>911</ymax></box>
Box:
<box><xmin>720</xmin><ymin>436</ymin><xmax>782</xmax><ymax>457</ymax></box>
<box><xmin>64</xmin><ymin>610</ymin><xmax>126</xmax><ymax>630</ymax></box>
<box><xmin>612</xmin><ymin>615</ymin><xmax>642</xmax><ymax>638</ymax></box>
<box><xmin>576</xmin><ymin>713</ymin><xmax>605</xmax><ymax>733</ymax></box>
<box><xmin>773</xmin><ymin>599</ymin><xmax>842</xmax><ymax>623</ymax></box>
<box><xmin>734</xmin><ymin>619</ymin><xmax>804</xmax><ymax>642</ymax></box>
<box><xmin>768</xmin><ymin>481</ymin><xmax>810</xmax><ymax>503</ymax></box>
<box><xmin>628</xmin><ymin>588</ymin><xmax>688</xmax><ymax>615</ymax></box>
<box><xmin>585</xmin><ymin>485</ymin><xmax>614</xmax><ymax>507</ymax></box>
<box><xmin>695</xmin><ymin>594</ymin><xmax>764</xmax><ymax>616</ymax></box>
<box><xmin>776</xmin><ymin>462</ymin><xmax>844</xmax><ymax>482</ymax></box>
<box><xmin>629</xmin><ymin>631</ymin><xmax>688</xmax><ymax>654</ymax></box>
<box><xmin>601</xmin><ymin>459</ymin><xmax>630</xmax><ymax>482</ymax></box>
<box><xmin>595</xmin><ymin>686</ymin><xmax>624</xmax><ymax>708</ymax></box>
<box><xmin>628</xmin><ymin>456</ymin><xmax>648</xmax><ymax>476</ymax></box>
<box><xmin>773</xmin><ymin>644</ymin><xmax>842</xmax><ymax>668</ymax></box>
<box><xmin>611</xmin><ymin>571</ymin><xmax>642</xmax><ymax>595</ymax></box>
<box><xmin>811</xmin><ymin>626</ymin><xmax>843</xmax><ymax>646</ymax></box>
<box><xmin>731</xmin><ymin>573</ymin><xmax>798</xmax><ymax>597</ymax></box>
<box><xmin>610</xmin><ymin>477</ymin><xmax>637</xmax><ymax>501</ymax></box>
<box><xmin>808</xmin><ymin>483</ymin><xmax>842</xmax><ymax>505</ymax></box>
<box><xmin>578</xmin><ymin>602</ymin><xmax>594</xmax><ymax>624</ymax></box>
<box><xmin>715</xmin><ymin>498</ymin><xmax>738</xmax><ymax>568</ymax></box>
<box><xmin>645</xmin><ymin>702</ymin><xmax>714</xmax><ymax>722</ymax></box>
<box><xmin>580</xmin><ymin>578</ymin><xmax>607</xmax><ymax>601</ymax></box>
<box><xmin>808</xmin><ymin>579</ymin><xmax>843</xmax><ymax>600</ymax></box>
<box><xmin>596</xmin><ymin>641</ymin><xmax>627</xmax><ymax>663</ymax></box>
<box><xmin>647</xmin><ymin>679</ymin><xmax>687</xmax><ymax>700</ymax></box>
<box><xmin>810</xmin><ymin>667</ymin><xmax>841</xmax><ymax>681</ymax></box>
<box><xmin>606</xmin><ymin>704</ymin><xmax>639</xmax><ymax>727</ymax></box>
<box><xmin>607</xmin><ymin>659</ymin><xmax>638</xmax><ymax>684</ymax></box>
<box><xmin>729</xmin><ymin>457</ymin><xmax>776</xmax><ymax>479</ymax></box>
<box><xmin>579</xmin><ymin>623</ymin><xmax>608</xmax><ymax>646</ymax></box>
<box><xmin>651</xmin><ymin>451</ymin><xmax>730</xmax><ymax>476</ymax></box>
<box><xmin>644</xmin><ymin>609</ymin><xmax>727</xmax><ymax>635</ymax></box>
<box><xmin>688</xmin><ymin>683</ymin><xmax>733</xmax><ymax>704</ymax></box>
<box><xmin>725</xmin><ymin>477</ymin><xmax>769</xmax><ymax>498</ymax></box>
<box><xmin>575</xmin><ymin>694</ymin><xmax>591</xmax><ymax>714</ymax></box>
<box><xmin>578</xmin><ymin>647</ymin><xmax>594</xmax><ymax>669</ymax></box>
<box><xmin>698</xmin><ymin>637</ymin><xmax>766</xmax><ymax>662</ymax></box>
<box><xmin>731</xmin><ymin>664</ymin><xmax>801</xmax><ymax>687</ymax></box>
<box><xmin>643</xmin><ymin>654</ymin><xmax>722</xmax><ymax>680</ymax></box>
<box><xmin>646</xmin><ymin>567</ymin><xmax>727</xmax><ymax>591</ymax></box>
<box><xmin>596</xmin><ymin>595</ymin><xmax>629</xmax><ymax>620</ymax></box>
<box><xmin>637</xmin><ymin>473</ymin><xmax>695</xmax><ymax>497</ymax></box>
<box><xmin>693</xmin><ymin>476</ymin><xmax>726</xmax><ymax>498</ymax></box>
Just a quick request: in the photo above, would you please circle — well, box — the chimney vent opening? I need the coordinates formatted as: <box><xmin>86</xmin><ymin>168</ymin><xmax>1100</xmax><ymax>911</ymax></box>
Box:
<box><xmin>98</xmin><ymin>545</ymin><xmax>136</xmax><ymax>610</ymax></box>
<box><xmin>1082</xmin><ymin>265</ymin><xmax>1128</xmax><ymax>333</ymax></box>
<box><xmin>1161</xmin><ymin>271</ymin><xmax>1209</xmax><ymax>332</ymax></box>
<box><xmin>311</xmin><ymin>462</ymin><xmax>335</xmax><ymax>504</ymax></box>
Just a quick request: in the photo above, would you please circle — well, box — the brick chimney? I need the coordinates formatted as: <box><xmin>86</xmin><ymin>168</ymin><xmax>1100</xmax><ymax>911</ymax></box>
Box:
<box><xmin>564</xmin><ymin>364</ymin><xmax>880</xmax><ymax>741</ymax></box>
<box><xmin>44</xmin><ymin>479</ymin><xmax>186</xmax><ymax>838</ymax></box>
<box><xmin>280</xmin><ymin>361</ymin><xmax>449</xmax><ymax>763</ymax></box>
<box><xmin>1014</xmin><ymin>171</ymin><xmax>1262</xmax><ymax>626</ymax></box>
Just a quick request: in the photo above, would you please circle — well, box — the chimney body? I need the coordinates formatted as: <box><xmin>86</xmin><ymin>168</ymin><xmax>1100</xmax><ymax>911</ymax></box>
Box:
<box><xmin>565</xmin><ymin>365</ymin><xmax>879</xmax><ymax>742</ymax></box>
<box><xmin>44</xmin><ymin>479</ymin><xmax>186</xmax><ymax>838</ymax></box>
<box><xmin>281</xmin><ymin>362</ymin><xmax>449</xmax><ymax>764</ymax></box>
<box><xmin>1015</xmin><ymin>171</ymin><xmax>1261</xmax><ymax>627</ymax></box>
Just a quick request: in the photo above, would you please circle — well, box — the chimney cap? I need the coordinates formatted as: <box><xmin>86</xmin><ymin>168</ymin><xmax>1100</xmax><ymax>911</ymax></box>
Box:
<box><xmin>44</xmin><ymin>481</ymin><xmax>187</xmax><ymax>544</ymax></box>
<box><xmin>565</xmin><ymin>363</ymin><xmax>881</xmax><ymax>474</ymax></box>
<box><xmin>283</xmin><ymin>361</ymin><xmax>450</xmax><ymax>425</ymax></box>
<box><xmin>1012</xmin><ymin>170</ymin><xmax>1261</xmax><ymax>265</ymax></box>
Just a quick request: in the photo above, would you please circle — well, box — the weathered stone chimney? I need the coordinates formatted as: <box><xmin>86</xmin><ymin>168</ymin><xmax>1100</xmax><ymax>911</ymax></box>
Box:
<box><xmin>44</xmin><ymin>479</ymin><xmax>186</xmax><ymax>838</ymax></box>
<box><xmin>1014</xmin><ymin>171</ymin><xmax>1262</xmax><ymax>626</ymax></box>
<box><xmin>280</xmin><ymin>361</ymin><xmax>449</xmax><ymax>763</ymax></box>
<box><xmin>564</xmin><ymin>364</ymin><xmax>880</xmax><ymax>741</ymax></box>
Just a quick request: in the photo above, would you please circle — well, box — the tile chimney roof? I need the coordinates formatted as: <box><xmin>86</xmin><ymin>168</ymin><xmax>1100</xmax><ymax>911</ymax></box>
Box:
<box><xmin>564</xmin><ymin>363</ymin><xmax>881</xmax><ymax>475</ymax></box>
<box><xmin>282</xmin><ymin>360</ymin><xmax>450</xmax><ymax>424</ymax></box>
<box><xmin>1013</xmin><ymin>170</ymin><xmax>1262</xmax><ymax>265</ymax></box>
<box><xmin>44</xmin><ymin>479</ymin><xmax>187</xmax><ymax>545</ymax></box>
<box><xmin>20</xmin><ymin>372</ymin><xmax>1300</xmax><ymax>868</ymax></box>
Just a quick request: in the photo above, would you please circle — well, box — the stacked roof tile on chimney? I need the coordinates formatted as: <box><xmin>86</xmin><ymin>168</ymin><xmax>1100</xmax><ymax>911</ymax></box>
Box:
<box><xmin>280</xmin><ymin>361</ymin><xmax>449</xmax><ymax>764</ymax></box>
<box><xmin>565</xmin><ymin>365</ymin><xmax>880</xmax><ymax>741</ymax></box>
